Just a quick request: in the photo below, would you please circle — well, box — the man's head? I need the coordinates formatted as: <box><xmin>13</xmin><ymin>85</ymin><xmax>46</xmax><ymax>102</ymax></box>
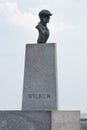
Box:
<box><xmin>39</xmin><ymin>9</ymin><xmax>52</xmax><ymax>23</ymax></box>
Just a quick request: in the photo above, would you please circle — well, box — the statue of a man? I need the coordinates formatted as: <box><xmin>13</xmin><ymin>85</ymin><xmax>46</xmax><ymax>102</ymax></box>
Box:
<box><xmin>36</xmin><ymin>9</ymin><xmax>52</xmax><ymax>43</ymax></box>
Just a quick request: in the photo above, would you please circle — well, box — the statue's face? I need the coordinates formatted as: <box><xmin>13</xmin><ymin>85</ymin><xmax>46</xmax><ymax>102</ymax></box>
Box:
<box><xmin>42</xmin><ymin>15</ymin><xmax>50</xmax><ymax>23</ymax></box>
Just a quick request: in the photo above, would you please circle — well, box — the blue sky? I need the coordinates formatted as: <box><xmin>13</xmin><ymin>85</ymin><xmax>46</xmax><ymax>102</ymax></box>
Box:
<box><xmin>0</xmin><ymin>0</ymin><xmax>87</xmax><ymax>113</ymax></box>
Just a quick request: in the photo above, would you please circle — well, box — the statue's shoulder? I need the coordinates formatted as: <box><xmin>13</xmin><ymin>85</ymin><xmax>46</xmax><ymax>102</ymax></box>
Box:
<box><xmin>36</xmin><ymin>23</ymin><xmax>44</xmax><ymax>30</ymax></box>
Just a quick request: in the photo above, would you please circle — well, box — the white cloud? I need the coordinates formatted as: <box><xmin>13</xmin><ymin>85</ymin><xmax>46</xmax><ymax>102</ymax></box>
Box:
<box><xmin>0</xmin><ymin>2</ymin><xmax>75</xmax><ymax>33</ymax></box>
<box><xmin>0</xmin><ymin>2</ymin><xmax>38</xmax><ymax>31</ymax></box>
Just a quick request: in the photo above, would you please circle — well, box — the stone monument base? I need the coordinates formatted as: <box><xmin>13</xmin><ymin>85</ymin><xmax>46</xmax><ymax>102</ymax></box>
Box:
<box><xmin>0</xmin><ymin>111</ymin><xmax>51</xmax><ymax>130</ymax></box>
<box><xmin>52</xmin><ymin>111</ymin><xmax>80</xmax><ymax>130</ymax></box>
<box><xmin>0</xmin><ymin>111</ymin><xmax>80</xmax><ymax>130</ymax></box>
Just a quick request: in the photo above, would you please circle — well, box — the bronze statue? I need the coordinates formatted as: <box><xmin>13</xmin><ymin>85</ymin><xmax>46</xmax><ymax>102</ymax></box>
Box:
<box><xmin>36</xmin><ymin>10</ymin><xmax>52</xmax><ymax>43</ymax></box>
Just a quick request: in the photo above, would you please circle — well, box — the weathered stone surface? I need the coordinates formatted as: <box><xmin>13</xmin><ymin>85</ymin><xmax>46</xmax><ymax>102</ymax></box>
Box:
<box><xmin>22</xmin><ymin>43</ymin><xmax>58</xmax><ymax>110</ymax></box>
<box><xmin>0</xmin><ymin>111</ymin><xmax>51</xmax><ymax>130</ymax></box>
<box><xmin>52</xmin><ymin>111</ymin><xmax>80</xmax><ymax>130</ymax></box>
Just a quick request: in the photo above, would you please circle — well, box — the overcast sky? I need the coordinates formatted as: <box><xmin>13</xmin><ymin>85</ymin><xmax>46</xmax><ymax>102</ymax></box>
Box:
<box><xmin>0</xmin><ymin>0</ymin><xmax>87</xmax><ymax>113</ymax></box>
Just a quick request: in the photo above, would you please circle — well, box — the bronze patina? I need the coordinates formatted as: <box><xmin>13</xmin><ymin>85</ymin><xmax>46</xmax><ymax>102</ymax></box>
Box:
<box><xmin>36</xmin><ymin>10</ymin><xmax>52</xmax><ymax>43</ymax></box>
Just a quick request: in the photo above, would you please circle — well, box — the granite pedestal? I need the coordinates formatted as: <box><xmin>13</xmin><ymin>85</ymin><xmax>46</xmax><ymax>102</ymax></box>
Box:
<box><xmin>0</xmin><ymin>111</ymin><xmax>80</xmax><ymax>130</ymax></box>
<box><xmin>21</xmin><ymin>43</ymin><xmax>80</xmax><ymax>130</ymax></box>
<box><xmin>0</xmin><ymin>43</ymin><xmax>80</xmax><ymax>130</ymax></box>
<box><xmin>22</xmin><ymin>43</ymin><xmax>58</xmax><ymax>110</ymax></box>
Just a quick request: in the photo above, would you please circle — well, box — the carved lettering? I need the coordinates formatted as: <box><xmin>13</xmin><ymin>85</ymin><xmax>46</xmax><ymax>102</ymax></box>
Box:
<box><xmin>28</xmin><ymin>93</ymin><xmax>51</xmax><ymax>99</ymax></box>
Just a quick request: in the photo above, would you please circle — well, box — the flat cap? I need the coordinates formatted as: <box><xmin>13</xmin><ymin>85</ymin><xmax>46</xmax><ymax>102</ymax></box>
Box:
<box><xmin>39</xmin><ymin>9</ymin><xmax>52</xmax><ymax>17</ymax></box>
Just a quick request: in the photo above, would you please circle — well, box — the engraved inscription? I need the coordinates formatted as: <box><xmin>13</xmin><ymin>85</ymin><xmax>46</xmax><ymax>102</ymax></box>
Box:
<box><xmin>28</xmin><ymin>93</ymin><xmax>50</xmax><ymax>99</ymax></box>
